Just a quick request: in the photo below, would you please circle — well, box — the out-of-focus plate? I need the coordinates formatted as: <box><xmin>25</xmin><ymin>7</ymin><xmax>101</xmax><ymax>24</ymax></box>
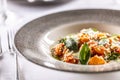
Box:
<box><xmin>14</xmin><ymin>9</ymin><xmax>120</xmax><ymax>73</ymax></box>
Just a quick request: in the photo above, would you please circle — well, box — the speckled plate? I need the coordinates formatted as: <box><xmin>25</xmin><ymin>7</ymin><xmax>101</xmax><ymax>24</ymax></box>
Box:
<box><xmin>14</xmin><ymin>9</ymin><xmax>120</xmax><ymax>73</ymax></box>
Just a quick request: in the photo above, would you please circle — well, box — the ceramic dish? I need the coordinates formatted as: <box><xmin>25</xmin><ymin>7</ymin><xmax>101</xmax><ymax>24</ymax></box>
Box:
<box><xmin>14</xmin><ymin>9</ymin><xmax>120</xmax><ymax>72</ymax></box>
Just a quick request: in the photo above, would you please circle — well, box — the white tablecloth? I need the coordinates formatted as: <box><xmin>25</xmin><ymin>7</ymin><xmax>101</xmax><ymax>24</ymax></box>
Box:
<box><xmin>1</xmin><ymin>0</ymin><xmax>120</xmax><ymax>80</ymax></box>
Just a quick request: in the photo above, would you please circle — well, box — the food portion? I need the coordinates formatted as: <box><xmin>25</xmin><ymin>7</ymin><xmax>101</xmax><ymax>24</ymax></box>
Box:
<box><xmin>51</xmin><ymin>28</ymin><xmax>120</xmax><ymax>65</ymax></box>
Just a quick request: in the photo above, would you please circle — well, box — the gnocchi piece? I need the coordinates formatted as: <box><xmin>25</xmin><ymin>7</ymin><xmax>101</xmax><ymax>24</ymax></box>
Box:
<box><xmin>88</xmin><ymin>55</ymin><xmax>106</xmax><ymax>65</ymax></box>
<box><xmin>63</xmin><ymin>53</ymin><xmax>78</xmax><ymax>64</ymax></box>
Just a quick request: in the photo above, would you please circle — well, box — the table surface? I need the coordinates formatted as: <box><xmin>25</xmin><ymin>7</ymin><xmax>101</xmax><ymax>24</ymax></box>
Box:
<box><xmin>1</xmin><ymin>0</ymin><xmax>120</xmax><ymax>80</ymax></box>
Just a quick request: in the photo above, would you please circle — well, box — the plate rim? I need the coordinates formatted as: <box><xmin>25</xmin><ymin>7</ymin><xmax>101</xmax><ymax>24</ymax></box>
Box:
<box><xmin>14</xmin><ymin>9</ymin><xmax>120</xmax><ymax>73</ymax></box>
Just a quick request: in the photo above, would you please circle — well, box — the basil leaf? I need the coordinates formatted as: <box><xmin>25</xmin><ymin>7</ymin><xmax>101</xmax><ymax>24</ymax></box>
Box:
<box><xmin>79</xmin><ymin>43</ymin><xmax>90</xmax><ymax>64</ymax></box>
<box><xmin>65</xmin><ymin>38</ymin><xmax>79</xmax><ymax>52</ymax></box>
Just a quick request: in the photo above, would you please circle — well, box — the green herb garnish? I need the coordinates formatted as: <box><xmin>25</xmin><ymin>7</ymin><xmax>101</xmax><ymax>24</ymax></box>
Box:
<box><xmin>59</xmin><ymin>38</ymin><xmax>66</xmax><ymax>43</ymax></box>
<box><xmin>107</xmin><ymin>53</ymin><xmax>120</xmax><ymax>60</ymax></box>
<box><xmin>79</xmin><ymin>43</ymin><xmax>90</xmax><ymax>64</ymax></box>
<box><xmin>65</xmin><ymin>38</ymin><xmax>79</xmax><ymax>52</ymax></box>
